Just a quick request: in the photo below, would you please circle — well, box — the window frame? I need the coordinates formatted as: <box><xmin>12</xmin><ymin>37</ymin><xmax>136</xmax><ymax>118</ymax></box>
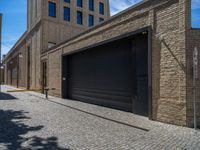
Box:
<box><xmin>64</xmin><ymin>0</ymin><xmax>70</xmax><ymax>3</ymax></box>
<box><xmin>89</xmin><ymin>14</ymin><xmax>94</xmax><ymax>27</ymax></box>
<box><xmin>77</xmin><ymin>11</ymin><xmax>83</xmax><ymax>25</ymax></box>
<box><xmin>99</xmin><ymin>2</ymin><xmax>104</xmax><ymax>15</ymax></box>
<box><xmin>77</xmin><ymin>0</ymin><xmax>83</xmax><ymax>8</ymax></box>
<box><xmin>48</xmin><ymin>1</ymin><xmax>56</xmax><ymax>18</ymax></box>
<box><xmin>89</xmin><ymin>0</ymin><xmax>94</xmax><ymax>11</ymax></box>
<box><xmin>64</xmin><ymin>6</ymin><xmax>70</xmax><ymax>21</ymax></box>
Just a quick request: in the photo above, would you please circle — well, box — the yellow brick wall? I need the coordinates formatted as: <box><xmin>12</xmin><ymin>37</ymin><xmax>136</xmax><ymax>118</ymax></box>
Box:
<box><xmin>43</xmin><ymin>0</ymin><xmax>192</xmax><ymax>126</ymax></box>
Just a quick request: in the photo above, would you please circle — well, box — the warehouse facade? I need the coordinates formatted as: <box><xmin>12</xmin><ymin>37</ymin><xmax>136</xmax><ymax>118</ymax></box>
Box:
<box><xmin>3</xmin><ymin>0</ymin><xmax>200</xmax><ymax>127</ymax></box>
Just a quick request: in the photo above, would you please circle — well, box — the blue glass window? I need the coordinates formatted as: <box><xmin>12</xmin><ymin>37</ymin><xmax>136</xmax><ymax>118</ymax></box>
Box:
<box><xmin>77</xmin><ymin>0</ymin><xmax>82</xmax><ymax>7</ymax></box>
<box><xmin>99</xmin><ymin>2</ymin><xmax>104</xmax><ymax>15</ymax></box>
<box><xmin>64</xmin><ymin>0</ymin><xmax>70</xmax><ymax>3</ymax></box>
<box><xmin>64</xmin><ymin>7</ymin><xmax>70</xmax><ymax>21</ymax></box>
<box><xmin>77</xmin><ymin>11</ymin><xmax>83</xmax><ymax>25</ymax></box>
<box><xmin>48</xmin><ymin>2</ymin><xmax>56</xmax><ymax>17</ymax></box>
<box><xmin>89</xmin><ymin>0</ymin><xmax>94</xmax><ymax>11</ymax></box>
<box><xmin>89</xmin><ymin>15</ymin><xmax>94</xmax><ymax>27</ymax></box>
<box><xmin>99</xmin><ymin>18</ymin><xmax>104</xmax><ymax>22</ymax></box>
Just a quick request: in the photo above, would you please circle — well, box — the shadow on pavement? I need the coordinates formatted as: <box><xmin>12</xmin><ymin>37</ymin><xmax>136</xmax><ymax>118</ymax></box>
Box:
<box><xmin>0</xmin><ymin>109</ymin><xmax>70</xmax><ymax>150</ymax></box>
<box><xmin>0</xmin><ymin>93</ymin><xmax>18</xmax><ymax>100</ymax></box>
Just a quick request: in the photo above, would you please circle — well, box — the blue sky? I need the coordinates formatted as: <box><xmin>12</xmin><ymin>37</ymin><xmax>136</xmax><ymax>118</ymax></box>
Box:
<box><xmin>0</xmin><ymin>0</ymin><xmax>199</xmax><ymax>56</ymax></box>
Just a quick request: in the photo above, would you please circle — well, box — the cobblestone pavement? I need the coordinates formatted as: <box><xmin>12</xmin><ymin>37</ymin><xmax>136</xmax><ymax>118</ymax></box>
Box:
<box><xmin>0</xmin><ymin>85</ymin><xmax>200</xmax><ymax>150</ymax></box>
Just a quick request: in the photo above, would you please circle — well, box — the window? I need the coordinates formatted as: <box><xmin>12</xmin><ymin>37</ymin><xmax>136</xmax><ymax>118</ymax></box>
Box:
<box><xmin>99</xmin><ymin>18</ymin><xmax>104</xmax><ymax>22</ymax></box>
<box><xmin>99</xmin><ymin>2</ymin><xmax>104</xmax><ymax>15</ymax></box>
<box><xmin>64</xmin><ymin>7</ymin><xmax>70</xmax><ymax>21</ymax></box>
<box><xmin>77</xmin><ymin>0</ymin><xmax>82</xmax><ymax>7</ymax></box>
<box><xmin>89</xmin><ymin>0</ymin><xmax>94</xmax><ymax>11</ymax></box>
<box><xmin>89</xmin><ymin>15</ymin><xmax>94</xmax><ymax>27</ymax></box>
<box><xmin>64</xmin><ymin>0</ymin><xmax>70</xmax><ymax>3</ymax></box>
<box><xmin>77</xmin><ymin>11</ymin><xmax>83</xmax><ymax>25</ymax></box>
<box><xmin>48</xmin><ymin>1</ymin><xmax>56</xmax><ymax>17</ymax></box>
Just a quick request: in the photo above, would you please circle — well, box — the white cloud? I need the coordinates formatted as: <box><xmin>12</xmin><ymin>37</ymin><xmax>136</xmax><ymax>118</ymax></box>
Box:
<box><xmin>110</xmin><ymin>0</ymin><xmax>142</xmax><ymax>15</ymax></box>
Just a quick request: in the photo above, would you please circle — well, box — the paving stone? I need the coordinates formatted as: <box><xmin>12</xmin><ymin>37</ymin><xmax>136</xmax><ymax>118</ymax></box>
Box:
<box><xmin>0</xmin><ymin>85</ymin><xmax>200</xmax><ymax>150</ymax></box>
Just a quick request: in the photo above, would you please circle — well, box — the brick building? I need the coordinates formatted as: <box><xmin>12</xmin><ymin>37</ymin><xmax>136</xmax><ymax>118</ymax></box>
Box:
<box><xmin>3</xmin><ymin>0</ymin><xmax>200</xmax><ymax>127</ymax></box>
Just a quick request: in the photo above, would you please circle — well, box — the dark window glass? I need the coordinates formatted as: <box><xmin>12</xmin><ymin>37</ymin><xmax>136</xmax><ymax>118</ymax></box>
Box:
<box><xmin>89</xmin><ymin>0</ymin><xmax>94</xmax><ymax>11</ymax></box>
<box><xmin>49</xmin><ymin>2</ymin><xmax>56</xmax><ymax>17</ymax></box>
<box><xmin>99</xmin><ymin>18</ymin><xmax>104</xmax><ymax>22</ymax></box>
<box><xmin>77</xmin><ymin>0</ymin><xmax>82</xmax><ymax>7</ymax></box>
<box><xmin>64</xmin><ymin>7</ymin><xmax>70</xmax><ymax>21</ymax></box>
<box><xmin>89</xmin><ymin>15</ymin><xmax>94</xmax><ymax>27</ymax></box>
<box><xmin>77</xmin><ymin>11</ymin><xmax>83</xmax><ymax>25</ymax></box>
<box><xmin>99</xmin><ymin>2</ymin><xmax>104</xmax><ymax>15</ymax></box>
<box><xmin>64</xmin><ymin>0</ymin><xmax>70</xmax><ymax>3</ymax></box>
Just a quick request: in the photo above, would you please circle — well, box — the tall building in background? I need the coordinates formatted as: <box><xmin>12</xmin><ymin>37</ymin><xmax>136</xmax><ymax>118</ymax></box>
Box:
<box><xmin>27</xmin><ymin>0</ymin><xmax>110</xmax><ymax>50</ymax></box>
<box><xmin>3</xmin><ymin>0</ymin><xmax>110</xmax><ymax>90</ymax></box>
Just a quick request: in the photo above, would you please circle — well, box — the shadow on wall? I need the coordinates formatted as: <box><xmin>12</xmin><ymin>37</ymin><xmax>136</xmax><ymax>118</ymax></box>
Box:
<box><xmin>0</xmin><ymin>93</ymin><xmax>18</xmax><ymax>100</ymax></box>
<box><xmin>0</xmin><ymin>109</ymin><xmax>70</xmax><ymax>150</ymax></box>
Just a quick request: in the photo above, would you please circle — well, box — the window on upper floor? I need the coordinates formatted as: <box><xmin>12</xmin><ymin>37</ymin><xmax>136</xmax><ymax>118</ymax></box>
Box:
<box><xmin>99</xmin><ymin>18</ymin><xmax>104</xmax><ymax>22</ymax></box>
<box><xmin>99</xmin><ymin>2</ymin><xmax>104</xmax><ymax>15</ymax></box>
<box><xmin>77</xmin><ymin>0</ymin><xmax>83</xmax><ymax>8</ymax></box>
<box><xmin>64</xmin><ymin>7</ymin><xmax>70</xmax><ymax>21</ymax></box>
<box><xmin>64</xmin><ymin>0</ymin><xmax>70</xmax><ymax>3</ymax></box>
<box><xmin>77</xmin><ymin>11</ymin><xmax>83</xmax><ymax>25</ymax></box>
<box><xmin>89</xmin><ymin>0</ymin><xmax>94</xmax><ymax>11</ymax></box>
<box><xmin>192</xmin><ymin>0</ymin><xmax>200</xmax><ymax>28</ymax></box>
<box><xmin>48</xmin><ymin>1</ymin><xmax>56</xmax><ymax>18</ymax></box>
<box><xmin>89</xmin><ymin>15</ymin><xmax>94</xmax><ymax>27</ymax></box>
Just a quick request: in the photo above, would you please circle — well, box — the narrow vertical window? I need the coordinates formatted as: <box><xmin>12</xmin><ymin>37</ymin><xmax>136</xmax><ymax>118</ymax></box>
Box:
<box><xmin>64</xmin><ymin>0</ymin><xmax>70</xmax><ymax>3</ymax></box>
<box><xmin>99</xmin><ymin>2</ymin><xmax>104</xmax><ymax>15</ymax></box>
<box><xmin>77</xmin><ymin>0</ymin><xmax>83</xmax><ymax>8</ymax></box>
<box><xmin>89</xmin><ymin>15</ymin><xmax>94</xmax><ymax>27</ymax></box>
<box><xmin>64</xmin><ymin>7</ymin><xmax>70</xmax><ymax>21</ymax></box>
<box><xmin>77</xmin><ymin>11</ymin><xmax>83</xmax><ymax>25</ymax></box>
<box><xmin>48</xmin><ymin>1</ymin><xmax>56</xmax><ymax>17</ymax></box>
<box><xmin>89</xmin><ymin>0</ymin><xmax>94</xmax><ymax>11</ymax></box>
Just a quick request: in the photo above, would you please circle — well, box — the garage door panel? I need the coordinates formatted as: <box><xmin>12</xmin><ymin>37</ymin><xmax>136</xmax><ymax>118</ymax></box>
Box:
<box><xmin>70</xmin><ymin>86</ymin><xmax>132</xmax><ymax>96</ymax></box>
<box><xmin>67</xmin><ymin>39</ymin><xmax>133</xmax><ymax>111</ymax></box>
<box><xmin>63</xmin><ymin>34</ymin><xmax>148</xmax><ymax>115</ymax></box>
<box><xmin>134</xmin><ymin>36</ymin><xmax>149</xmax><ymax>116</ymax></box>
<box><xmin>71</xmin><ymin>94</ymin><xmax>132</xmax><ymax>112</ymax></box>
<box><xmin>70</xmin><ymin>88</ymin><xmax>132</xmax><ymax>102</ymax></box>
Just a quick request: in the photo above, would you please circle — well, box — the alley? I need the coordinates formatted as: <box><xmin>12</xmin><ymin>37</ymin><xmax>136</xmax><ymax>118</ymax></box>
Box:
<box><xmin>0</xmin><ymin>85</ymin><xmax>200</xmax><ymax>150</ymax></box>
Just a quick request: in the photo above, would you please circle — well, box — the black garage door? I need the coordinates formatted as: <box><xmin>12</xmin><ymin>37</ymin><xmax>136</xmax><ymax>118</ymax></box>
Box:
<box><xmin>62</xmin><ymin>33</ymin><xmax>148</xmax><ymax>116</ymax></box>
